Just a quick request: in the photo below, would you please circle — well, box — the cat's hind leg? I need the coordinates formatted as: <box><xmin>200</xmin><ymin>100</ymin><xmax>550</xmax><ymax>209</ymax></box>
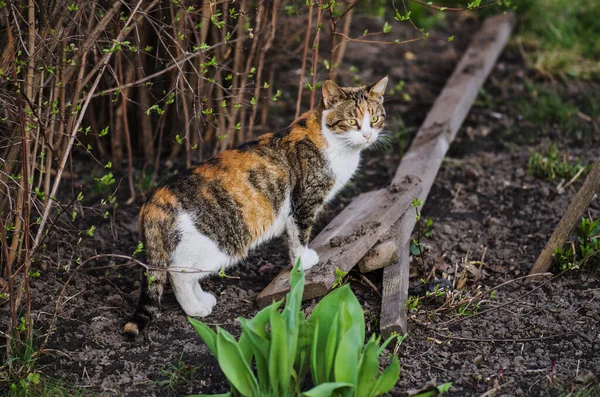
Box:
<box><xmin>169</xmin><ymin>212</ymin><xmax>230</xmax><ymax>317</ymax></box>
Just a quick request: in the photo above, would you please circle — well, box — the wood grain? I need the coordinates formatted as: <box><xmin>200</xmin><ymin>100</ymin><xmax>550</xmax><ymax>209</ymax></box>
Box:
<box><xmin>380</xmin><ymin>240</ymin><xmax>411</xmax><ymax>337</ymax></box>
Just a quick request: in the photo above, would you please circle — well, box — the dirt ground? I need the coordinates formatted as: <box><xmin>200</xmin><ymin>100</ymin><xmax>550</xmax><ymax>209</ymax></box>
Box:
<box><xmin>2</xmin><ymin>11</ymin><xmax>600</xmax><ymax>397</ymax></box>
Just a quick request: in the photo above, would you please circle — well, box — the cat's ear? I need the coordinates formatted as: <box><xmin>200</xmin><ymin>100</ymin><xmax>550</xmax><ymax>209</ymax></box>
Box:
<box><xmin>368</xmin><ymin>76</ymin><xmax>388</xmax><ymax>98</ymax></box>
<box><xmin>322</xmin><ymin>80</ymin><xmax>346</xmax><ymax>109</ymax></box>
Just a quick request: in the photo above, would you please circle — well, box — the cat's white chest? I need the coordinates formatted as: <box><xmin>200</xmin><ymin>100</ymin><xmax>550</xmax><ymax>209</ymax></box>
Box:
<box><xmin>325</xmin><ymin>149</ymin><xmax>361</xmax><ymax>202</ymax></box>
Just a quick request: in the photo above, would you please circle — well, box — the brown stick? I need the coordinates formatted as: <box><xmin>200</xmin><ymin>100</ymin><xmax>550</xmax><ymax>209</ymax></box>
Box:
<box><xmin>295</xmin><ymin>2</ymin><xmax>314</xmax><ymax>119</ymax></box>
<box><xmin>135</xmin><ymin>20</ymin><xmax>155</xmax><ymax>165</ymax></box>
<box><xmin>248</xmin><ymin>0</ymin><xmax>280</xmax><ymax>137</ymax></box>
<box><xmin>529</xmin><ymin>157</ymin><xmax>600</xmax><ymax>277</ymax></box>
<box><xmin>117</xmin><ymin>53</ymin><xmax>136</xmax><ymax>204</ymax></box>
<box><xmin>31</xmin><ymin>0</ymin><xmax>146</xmax><ymax>256</ymax></box>
<box><xmin>328</xmin><ymin>5</ymin><xmax>353</xmax><ymax>81</ymax></box>
<box><xmin>309</xmin><ymin>3</ymin><xmax>325</xmax><ymax>109</ymax></box>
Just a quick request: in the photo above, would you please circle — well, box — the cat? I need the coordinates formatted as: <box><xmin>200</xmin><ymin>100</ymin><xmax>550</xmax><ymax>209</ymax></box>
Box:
<box><xmin>124</xmin><ymin>77</ymin><xmax>388</xmax><ymax>337</ymax></box>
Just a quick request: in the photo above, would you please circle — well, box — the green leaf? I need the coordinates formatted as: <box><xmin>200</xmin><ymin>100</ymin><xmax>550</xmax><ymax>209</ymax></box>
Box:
<box><xmin>281</xmin><ymin>260</ymin><xmax>304</xmax><ymax>383</ymax></box>
<box><xmin>302</xmin><ymin>382</ymin><xmax>354</xmax><ymax>397</ymax></box>
<box><xmin>368</xmin><ymin>355</ymin><xmax>400</xmax><ymax>396</ymax></box>
<box><xmin>436</xmin><ymin>383</ymin><xmax>452</xmax><ymax>394</ymax></box>
<box><xmin>310</xmin><ymin>320</ymin><xmax>321</xmax><ymax>384</ymax></box>
<box><xmin>382</xmin><ymin>22</ymin><xmax>391</xmax><ymax>34</ymax></box>
<box><xmin>188</xmin><ymin>317</ymin><xmax>218</xmax><ymax>357</ymax></box>
<box><xmin>269</xmin><ymin>308</ymin><xmax>290</xmax><ymax>393</ymax></box>
<box><xmin>216</xmin><ymin>329</ymin><xmax>259</xmax><ymax>396</ymax></box>
<box><xmin>309</xmin><ymin>285</ymin><xmax>364</xmax><ymax>386</ymax></box>
<box><xmin>188</xmin><ymin>394</ymin><xmax>232</xmax><ymax>397</ymax></box>
<box><xmin>323</xmin><ymin>311</ymin><xmax>339</xmax><ymax>382</ymax></box>
<box><xmin>356</xmin><ymin>336</ymin><xmax>380</xmax><ymax>397</ymax></box>
<box><xmin>333</xmin><ymin>307</ymin><xmax>361</xmax><ymax>388</ymax></box>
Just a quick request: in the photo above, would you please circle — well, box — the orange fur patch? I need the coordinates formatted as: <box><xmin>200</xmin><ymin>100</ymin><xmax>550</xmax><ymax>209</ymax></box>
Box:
<box><xmin>153</xmin><ymin>187</ymin><xmax>178</xmax><ymax>207</ymax></box>
<box><xmin>123</xmin><ymin>322</ymin><xmax>139</xmax><ymax>336</ymax></box>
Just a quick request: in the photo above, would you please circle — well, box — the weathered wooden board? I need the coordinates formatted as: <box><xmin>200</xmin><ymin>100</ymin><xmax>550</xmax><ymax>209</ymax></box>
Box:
<box><xmin>380</xmin><ymin>240</ymin><xmax>411</xmax><ymax>337</ymax></box>
<box><xmin>362</xmin><ymin>12</ymin><xmax>517</xmax><ymax>274</ymax></box>
<box><xmin>357</xmin><ymin>239</ymin><xmax>398</xmax><ymax>273</ymax></box>
<box><xmin>256</xmin><ymin>178</ymin><xmax>421</xmax><ymax>308</ymax></box>
<box><xmin>529</xmin><ymin>157</ymin><xmax>600</xmax><ymax>278</ymax></box>
<box><xmin>377</xmin><ymin>12</ymin><xmax>516</xmax><ymax>335</ymax></box>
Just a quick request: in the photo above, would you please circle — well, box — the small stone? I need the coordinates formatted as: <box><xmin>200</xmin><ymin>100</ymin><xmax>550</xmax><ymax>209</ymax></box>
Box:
<box><xmin>258</xmin><ymin>263</ymin><xmax>275</xmax><ymax>273</ymax></box>
<box><xmin>474</xmin><ymin>354</ymin><xmax>484</xmax><ymax>366</ymax></box>
<box><xmin>106</xmin><ymin>294</ymin><xmax>124</xmax><ymax>307</ymax></box>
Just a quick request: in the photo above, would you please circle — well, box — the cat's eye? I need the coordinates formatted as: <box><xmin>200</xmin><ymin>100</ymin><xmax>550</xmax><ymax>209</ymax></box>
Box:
<box><xmin>371</xmin><ymin>115</ymin><xmax>380</xmax><ymax>124</ymax></box>
<box><xmin>347</xmin><ymin>119</ymin><xmax>357</xmax><ymax>126</ymax></box>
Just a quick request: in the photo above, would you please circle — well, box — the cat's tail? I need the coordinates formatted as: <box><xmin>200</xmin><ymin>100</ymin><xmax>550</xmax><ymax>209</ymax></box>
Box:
<box><xmin>124</xmin><ymin>190</ymin><xmax>177</xmax><ymax>337</ymax></box>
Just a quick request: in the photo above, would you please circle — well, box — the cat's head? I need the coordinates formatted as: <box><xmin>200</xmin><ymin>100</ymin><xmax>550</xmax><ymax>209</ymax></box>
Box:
<box><xmin>320</xmin><ymin>77</ymin><xmax>388</xmax><ymax>150</ymax></box>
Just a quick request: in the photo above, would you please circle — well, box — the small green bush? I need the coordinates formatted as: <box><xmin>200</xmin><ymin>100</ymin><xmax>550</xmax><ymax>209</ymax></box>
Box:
<box><xmin>188</xmin><ymin>261</ymin><xmax>401</xmax><ymax>397</ymax></box>
<box><xmin>554</xmin><ymin>217</ymin><xmax>600</xmax><ymax>271</ymax></box>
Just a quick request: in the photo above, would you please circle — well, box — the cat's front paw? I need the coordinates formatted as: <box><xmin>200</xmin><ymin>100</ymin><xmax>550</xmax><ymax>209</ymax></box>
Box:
<box><xmin>294</xmin><ymin>248</ymin><xmax>319</xmax><ymax>270</ymax></box>
<box><xmin>187</xmin><ymin>292</ymin><xmax>217</xmax><ymax>317</ymax></box>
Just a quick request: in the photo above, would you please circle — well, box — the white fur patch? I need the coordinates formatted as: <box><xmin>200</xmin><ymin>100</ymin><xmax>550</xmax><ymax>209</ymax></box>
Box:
<box><xmin>170</xmin><ymin>212</ymin><xmax>234</xmax><ymax>274</ymax></box>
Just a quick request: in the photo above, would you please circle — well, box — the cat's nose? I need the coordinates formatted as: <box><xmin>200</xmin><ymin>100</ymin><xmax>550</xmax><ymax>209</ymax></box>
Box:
<box><xmin>362</xmin><ymin>131</ymin><xmax>372</xmax><ymax>140</ymax></box>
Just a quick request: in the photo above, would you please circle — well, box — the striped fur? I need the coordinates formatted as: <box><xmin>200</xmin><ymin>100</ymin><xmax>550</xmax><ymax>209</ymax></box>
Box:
<box><xmin>124</xmin><ymin>77</ymin><xmax>388</xmax><ymax>337</ymax></box>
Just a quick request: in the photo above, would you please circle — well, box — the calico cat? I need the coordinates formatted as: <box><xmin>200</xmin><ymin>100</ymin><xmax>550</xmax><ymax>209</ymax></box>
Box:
<box><xmin>124</xmin><ymin>77</ymin><xmax>388</xmax><ymax>336</ymax></box>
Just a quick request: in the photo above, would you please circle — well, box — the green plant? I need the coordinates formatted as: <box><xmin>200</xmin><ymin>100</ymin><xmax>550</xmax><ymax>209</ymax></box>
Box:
<box><xmin>405</xmin><ymin>296</ymin><xmax>421</xmax><ymax>312</ymax></box>
<box><xmin>154</xmin><ymin>353</ymin><xmax>202</xmax><ymax>391</ymax></box>
<box><xmin>528</xmin><ymin>143</ymin><xmax>589</xmax><ymax>181</ymax></box>
<box><xmin>188</xmin><ymin>261</ymin><xmax>401</xmax><ymax>397</ymax></box>
<box><xmin>4</xmin><ymin>373</ymin><xmax>85</xmax><ymax>397</ymax></box>
<box><xmin>332</xmin><ymin>267</ymin><xmax>349</xmax><ymax>289</ymax></box>
<box><xmin>555</xmin><ymin>217</ymin><xmax>600</xmax><ymax>271</ymax></box>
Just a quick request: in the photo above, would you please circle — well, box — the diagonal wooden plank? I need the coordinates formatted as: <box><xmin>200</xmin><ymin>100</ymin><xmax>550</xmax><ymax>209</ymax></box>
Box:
<box><xmin>529</xmin><ymin>157</ymin><xmax>600</xmax><ymax>278</ymax></box>
<box><xmin>378</xmin><ymin>12</ymin><xmax>517</xmax><ymax>337</ymax></box>
<box><xmin>256</xmin><ymin>177</ymin><xmax>421</xmax><ymax>308</ymax></box>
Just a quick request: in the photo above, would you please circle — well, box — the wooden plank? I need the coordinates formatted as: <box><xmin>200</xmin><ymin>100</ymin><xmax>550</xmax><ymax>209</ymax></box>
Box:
<box><xmin>256</xmin><ymin>177</ymin><xmax>421</xmax><ymax>308</ymax></box>
<box><xmin>380</xmin><ymin>240</ymin><xmax>411</xmax><ymax>337</ymax></box>
<box><xmin>377</xmin><ymin>12</ymin><xmax>516</xmax><ymax>334</ymax></box>
<box><xmin>529</xmin><ymin>157</ymin><xmax>600</xmax><ymax>278</ymax></box>
<box><xmin>361</xmin><ymin>12</ymin><xmax>517</xmax><ymax>274</ymax></box>
<box><xmin>357</xmin><ymin>239</ymin><xmax>398</xmax><ymax>273</ymax></box>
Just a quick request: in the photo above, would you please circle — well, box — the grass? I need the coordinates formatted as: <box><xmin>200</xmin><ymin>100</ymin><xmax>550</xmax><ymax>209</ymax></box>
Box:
<box><xmin>527</xmin><ymin>143</ymin><xmax>590</xmax><ymax>181</ymax></box>
<box><xmin>153</xmin><ymin>353</ymin><xmax>202</xmax><ymax>392</ymax></box>
<box><xmin>516</xmin><ymin>0</ymin><xmax>600</xmax><ymax>79</ymax></box>
<box><xmin>514</xmin><ymin>84</ymin><xmax>599</xmax><ymax>139</ymax></box>
<box><xmin>2</xmin><ymin>374</ymin><xmax>86</xmax><ymax>397</ymax></box>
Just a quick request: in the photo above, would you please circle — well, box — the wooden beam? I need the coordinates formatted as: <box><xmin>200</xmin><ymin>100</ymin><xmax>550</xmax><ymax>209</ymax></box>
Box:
<box><xmin>378</xmin><ymin>12</ymin><xmax>516</xmax><ymax>334</ymax></box>
<box><xmin>357</xmin><ymin>239</ymin><xmax>398</xmax><ymax>273</ymax></box>
<box><xmin>380</xmin><ymin>240</ymin><xmax>411</xmax><ymax>337</ymax></box>
<box><xmin>361</xmin><ymin>12</ymin><xmax>516</xmax><ymax>274</ymax></box>
<box><xmin>256</xmin><ymin>177</ymin><xmax>422</xmax><ymax>308</ymax></box>
<box><xmin>529</xmin><ymin>157</ymin><xmax>600</xmax><ymax>277</ymax></box>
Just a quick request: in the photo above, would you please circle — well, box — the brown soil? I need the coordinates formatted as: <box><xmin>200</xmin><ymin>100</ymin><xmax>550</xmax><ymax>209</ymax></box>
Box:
<box><xmin>2</xmin><ymin>11</ymin><xmax>600</xmax><ymax>397</ymax></box>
